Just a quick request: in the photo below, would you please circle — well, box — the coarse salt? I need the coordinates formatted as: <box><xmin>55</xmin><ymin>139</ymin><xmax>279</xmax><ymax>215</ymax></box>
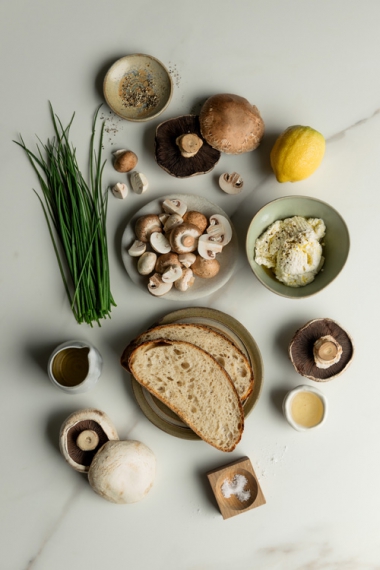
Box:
<box><xmin>221</xmin><ymin>474</ymin><xmax>251</xmax><ymax>502</ymax></box>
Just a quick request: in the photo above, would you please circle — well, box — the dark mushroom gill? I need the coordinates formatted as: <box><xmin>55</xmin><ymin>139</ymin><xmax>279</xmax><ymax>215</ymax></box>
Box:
<box><xmin>67</xmin><ymin>420</ymin><xmax>109</xmax><ymax>466</ymax></box>
<box><xmin>154</xmin><ymin>115</ymin><xmax>220</xmax><ymax>178</ymax></box>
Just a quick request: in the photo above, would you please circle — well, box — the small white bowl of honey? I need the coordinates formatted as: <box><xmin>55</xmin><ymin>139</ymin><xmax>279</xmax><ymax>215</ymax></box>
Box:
<box><xmin>283</xmin><ymin>385</ymin><xmax>327</xmax><ymax>431</ymax></box>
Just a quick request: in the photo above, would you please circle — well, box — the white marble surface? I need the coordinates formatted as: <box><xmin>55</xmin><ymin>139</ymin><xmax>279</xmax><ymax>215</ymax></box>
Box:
<box><xmin>1</xmin><ymin>1</ymin><xmax>380</xmax><ymax>569</ymax></box>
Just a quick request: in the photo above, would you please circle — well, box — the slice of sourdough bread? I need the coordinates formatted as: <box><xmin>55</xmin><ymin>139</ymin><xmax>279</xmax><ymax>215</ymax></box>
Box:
<box><xmin>121</xmin><ymin>323</ymin><xmax>253</xmax><ymax>401</ymax></box>
<box><xmin>128</xmin><ymin>339</ymin><xmax>244</xmax><ymax>452</ymax></box>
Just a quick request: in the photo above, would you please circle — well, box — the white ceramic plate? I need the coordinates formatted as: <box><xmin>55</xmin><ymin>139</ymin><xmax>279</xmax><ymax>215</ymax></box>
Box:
<box><xmin>121</xmin><ymin>194</ymin><xmax>238</xmax><ymax>301</ymax></box>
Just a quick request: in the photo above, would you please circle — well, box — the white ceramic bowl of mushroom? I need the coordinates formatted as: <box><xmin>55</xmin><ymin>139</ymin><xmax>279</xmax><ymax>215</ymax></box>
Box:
<box><xmin>121</xmin><ymin>194</ymin><xmax>238</xmax><ymax>300</ymax></box>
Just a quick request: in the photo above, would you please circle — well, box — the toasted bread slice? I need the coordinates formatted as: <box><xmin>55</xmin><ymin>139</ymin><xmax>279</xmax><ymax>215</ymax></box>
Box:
<box><xmin>128</xmin><ymin>339</ymin><xmax>244</xmax><ymax>452</ymax></box>
<box><xmin>121</xmin><ymin>323</ymin><xmax>253</xmax><ymax>401</ymax></box>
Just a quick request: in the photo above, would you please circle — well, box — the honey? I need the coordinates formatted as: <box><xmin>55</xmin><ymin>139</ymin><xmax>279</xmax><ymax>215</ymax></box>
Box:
<box><xmin>290</xmin><ymin>391</ymin><xmax>324</xmax><ymax>428</ymax></box>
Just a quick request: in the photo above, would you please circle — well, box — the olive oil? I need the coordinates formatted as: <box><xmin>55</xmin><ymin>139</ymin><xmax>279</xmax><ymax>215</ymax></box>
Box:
<box><xmin>291</xmin><ymin>391</ymin><xmax>324</xmax><ymax>428</ymax></box>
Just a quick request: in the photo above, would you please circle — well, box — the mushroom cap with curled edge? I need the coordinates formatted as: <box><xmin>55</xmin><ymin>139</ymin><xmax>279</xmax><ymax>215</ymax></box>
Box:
<box><xmin>135</xmin><ymin>214</ymin><xmax>162</xmax><ymax>243</ymax></box>
<box><xmin>192</xmin><ymin>255</ymin><xmax>220</xmax><ymax>278</ymax></box>
<box><xmin>88</xmin><ymin>440</ymin><xmax>156</xmax><ymax>504</ymax></box>
<box><xmin>199</xmin><ymin>93</ymin><xmax>265</xmax><ymax>154</ymax></box>
<box><xmin>288</xmin><ymin>318</ymin><xmax>354</xmax><ymax>382</ymax></box>
<box><xmin>170</xmin><ymin>223</ymin><xmax>202</xmax><ymax>254</ymax></box>
<box><xmin>155</xmin><ymin>115</ymin><xmax>221</xmax><ymax>178</ymax></box>
<box><xmin>59</xmin><ymin>409</ymin><xmax>119</xmax><ymax>473</ymax></box>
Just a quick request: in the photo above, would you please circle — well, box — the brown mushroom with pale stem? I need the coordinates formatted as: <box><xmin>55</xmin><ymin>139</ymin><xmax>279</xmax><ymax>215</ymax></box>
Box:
<box><xmin>183</xmin><ymin>211</ymin><xmax>208</xmax><ymax>234</ymax></box>
<box><xmin>288</xmin><ymin>318</ymin><xmax>354</xmax><ymax>382</ymax></box>
<box><xmin>135</xmin><ymin>215</ymin><xmax>162</xmax><ymax>243</ymax></box>
<box><xmin>59</xmin><ymin>409</ymin><xmax>119</xmax><ymax>474</ymax></box>
<box><xmin>148</xmin><ymin>273</ymin><xmax>173</xmax><ymax>296</ymax></box>
<box><xmin>155</xmin><ymin>115</ymin><xmax>221</xmax><ymax>178</ymax></box>
<box><xmin>199</xmin><ymin>93</ymin><xmax>265</xmax><ymax>154</ymax></box>
<box><xmin>170</xmin><ymin>223</ymin><xmax>201</xmax><ymax>254</ymax></box>
<box><xmin>155</xmin><ymin>252</ymin><xmax>181</xmax><ymax>274</ymax></box>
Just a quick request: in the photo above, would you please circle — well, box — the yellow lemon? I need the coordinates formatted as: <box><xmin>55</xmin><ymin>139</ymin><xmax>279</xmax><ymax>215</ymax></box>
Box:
<box><xmin>270</xmin><ymin>125</ymin><xmax>325</xmax><ymax>183</ymax></box>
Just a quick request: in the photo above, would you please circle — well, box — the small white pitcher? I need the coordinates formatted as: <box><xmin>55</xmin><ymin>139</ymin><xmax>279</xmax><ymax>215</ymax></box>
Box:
<box><xmin>47</xmin><ymin>340</ymin><xmax>103</xmax><ymax>394</ymax></box>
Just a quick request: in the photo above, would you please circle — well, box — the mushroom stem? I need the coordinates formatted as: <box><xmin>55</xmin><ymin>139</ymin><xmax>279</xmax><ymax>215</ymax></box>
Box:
<box><xmin>315</xmin><ymin>341</ymin><xmax>338</xmax><ymax>361</ymax></box>
<box><xmin>175</xmin><ymin>134</ymin><xmax>203</xmax><ymax>157</ymax></box>
<box><xmin>76</xmin><ymin>429</ymin><xmax>100</xmax><ymax>451</ymax></box>
<box><xmin>313</xmin><ymin>335</ymin><xmax>343</xmax><ymax>369</ymax></box>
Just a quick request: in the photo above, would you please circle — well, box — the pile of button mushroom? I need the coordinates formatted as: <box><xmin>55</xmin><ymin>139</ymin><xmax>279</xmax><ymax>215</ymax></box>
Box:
<box><xmin>128</xmin><ymin>198</ymin><xmax>232</xmax><ymax>296</ymax></box>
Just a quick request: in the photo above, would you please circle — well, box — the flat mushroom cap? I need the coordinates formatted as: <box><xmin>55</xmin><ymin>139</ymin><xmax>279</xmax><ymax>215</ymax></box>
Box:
<box><xmin>289</xmin><ymin>318</ymin><xmax>354</xmax><ymax>382</ymax></box>
<box><xmin>155</xmin><ymin>115</ymin><xmax>221</xmax><ymax>178</ymax></box>
<box><xmin>199</xmin><ymin>93</ymin><xmax>265</xmax><ymax>154</ymax></box>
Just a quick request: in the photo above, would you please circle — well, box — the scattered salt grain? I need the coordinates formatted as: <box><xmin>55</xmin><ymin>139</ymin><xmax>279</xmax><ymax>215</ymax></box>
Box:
<box><xmin>221</xmin><ymin>474</ymin><xmax>251</xmax><ymax>502</ymax></box>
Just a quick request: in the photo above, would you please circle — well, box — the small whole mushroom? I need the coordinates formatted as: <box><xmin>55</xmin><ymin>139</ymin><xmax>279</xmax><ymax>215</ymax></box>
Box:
<box><xmin>192</xmin><ymin>256</ymin><xmax>220</xmax><ymax>278</ymax></box>
<box><xmin>135</xmin><ymin>215</ymin><xmax>162</xmax><ymax>243</ymax></box>
<box><xmin>170</xmin><ymin>223</ymin><xmax>201</xmax><ymax>254</ymax></box>
<box><xmin>137</xmin><ymin>252</ymin><xmax>157</xmax><ymax>275</ymax></box>
<box><xmin>113</xmin><ymin>149</ymin><xmax>138</xmax><ymax>173</ymax></box>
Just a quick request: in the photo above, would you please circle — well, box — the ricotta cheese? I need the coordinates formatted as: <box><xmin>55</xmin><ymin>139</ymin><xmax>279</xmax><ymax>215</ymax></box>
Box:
<box><xmin>254</xmin><ymin>215</ymin><xmax>326</xmax><ymax>287</ymax></box>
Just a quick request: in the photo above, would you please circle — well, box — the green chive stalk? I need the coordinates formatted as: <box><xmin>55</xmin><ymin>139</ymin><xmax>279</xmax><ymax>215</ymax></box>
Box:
<box><xmin>15</xmin><ymin>103</ymin><xmax>116</xmax><ymax>326</ymax></box>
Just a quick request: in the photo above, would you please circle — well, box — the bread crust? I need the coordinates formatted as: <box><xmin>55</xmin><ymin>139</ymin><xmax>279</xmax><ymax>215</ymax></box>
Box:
<box><xmin>128</xmin><ymin>339</ymin><xmax>244</xmax><ymax>452</ymax></box>
<box><xmin>121</xmin><ymin>322</ymin><xmax>254</xmax><ymax>401</ymax></box>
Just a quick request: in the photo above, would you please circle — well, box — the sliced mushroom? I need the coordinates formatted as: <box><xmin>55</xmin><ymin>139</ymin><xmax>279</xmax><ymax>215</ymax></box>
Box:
<box><xmin>161</xmin><ymin>265</ymin><xmax>183</xmax><ymax>283</ymax></box>
<box><xmin>164</xmin><ymin>214</ymin><xmax>184</xmax><ymax>232</ymax></box>
<box><xmin>148</xmin><ymin>273</ymin><xmax>173</xmax><ymax>296</ymax></box>
<box><xmin>170</xmin><ymin>223</ymin><xmax>201</xmax><ymax>254</ymax></box>
<box><xmin>178</xmin><ymin>252</ymin><xmax>196</xmax><ymax>268</ymax></box>
<box><xmin>162</xmin><ymin>199</ymin><xmax>188</xmax><ymax>217</ymax></box>
<box><xmin>174</xmin><ymin>268</ymin><xmax>195</xmax><ymax>291</ymax></box>
<box><xmin>155</xmin><ymin>115</ymin><xmax>220</xmax><ymax>178</ymax></box>
<box><xmin>158</xmin><ymin>213</ymin><xmax>170</xmax><ymax>225</ymax></box>
<box><xmin>128</xmin><ymin>240</ymin><xmax>146</xmax><ymax>257</ymax></box>
<box><xmin>113</xmin><ymin>149</ymin><xmax>138</xmax><ymax>173</ymax></box>
<box><xmin>130</xmin><ymin>172</ymin><xmax>148</xmax><ymax>194</ymax></box>
<box><xmin>135</xmin><ymin>215</ymin><xmax>162</xmax><ymax>243</ymax></box>
<box><xmin>137</xmin><ymin>252</ymin><xmax>157</xmax><ymax>275</ymax></box>
<box><xmin>155</xmin><ymin>252</ymin><xmax>181</xmax><ymax>274</ymax></box>
<box><xmin>206</xmin><ymin>214</ymin><xmax>232</xmax><ymax>246</ymax></box>
<box><xmin>59</xmin><ymin>409</ymin><xmax>119</xmax><ymax>473</ymax></box>
<box><xmin>197</xmin><ymin>234</ymin><xmax>224</xmax><ymax>259</ymax></box>
<box><xmin>219</xmin><ymin>172</ymin><xmax>244</xmax><ymax>194</ymax></box>
<box><xmin>199</xmin><ymin>93</ymin><xmax>265</xmax><ymax>154</ymax></box>
<box><xmin>183</xmin><ymin>211</ymin><xmax>208</xmax><ymax>233</ymax></box>
<box><xmin>289</xmin><ymin>318</ymin><xmax>354</xmax><ymax>382</ymax></box>
<box><xmin>192</xmin><ymin>256</ymin><xmax>220</xmax><ymax>278</ymax></box>
<box><xmin>111</xmin><ymin>182</ymin><xmax>128</xmax><ymax>199</ymax></box>
<box><xmin>150</xmin><ymin>232</ymin><xmax>171</xmax><ymax>254</ymax></box>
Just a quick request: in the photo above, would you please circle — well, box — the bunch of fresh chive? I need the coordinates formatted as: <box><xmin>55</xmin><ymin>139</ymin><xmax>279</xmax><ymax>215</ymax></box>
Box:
<box><xmin>15</xmin><ymin>104</ymin><xmax>116</xmax><ymax>326</ymax></box>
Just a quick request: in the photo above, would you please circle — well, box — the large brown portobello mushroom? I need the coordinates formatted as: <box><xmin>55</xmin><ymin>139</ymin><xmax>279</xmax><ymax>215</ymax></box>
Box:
<box><xmin>199</xmin><ymin>93</ymin><xmax>265</xmax><ymax>154</ymax></box>
<box><xmin>155</xmin><ymin>115</ymin><xmax>221</xmax><ymax>177</ymax></box>
<box><xmin>289</xmin><ymin>318</ymin><xmax>354</xmax><ymax>382</ymax></box>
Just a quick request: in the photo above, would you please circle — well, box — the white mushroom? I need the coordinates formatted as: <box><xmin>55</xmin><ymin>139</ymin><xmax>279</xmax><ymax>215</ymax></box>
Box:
<box><xmin>111</xmin><ymin>182</ymin><xmax>128</xmax><ymax>199</ymax></box>
<box><xmin>59</xmin><ymin>409</ymin><xmax>119</xmax><ymax>474</ymax></box>
<box><xmin>137</xmin><ymin>252</ymin><xmax>157</xmax><ymax>275</ymax></box>
<box><xmin>148</xmin><ymin>273</ymin><xmax>173</xmax><ymax>296</ymax></box>
<box><xmin>164</xmin><ymin>214</ymin><xmax>184</xmax><ymax>232</ymax></box>
<box><xmin>128</xmin><ymin>240</ymin><xmax>146</xmax><ymax>257</ymax></box>
<box><xmin>197</xmin><ymin>234</ymin><xmax>224</xmax><ymax>259</ymax></box>
<box><xmin>135</xmin><ymin>215</ymin><xmax>162</xmax><ymax>243</ymax></box>
<box><xmin>130</xmin><ymin>171</ymin><xmax>149</xmax><ymax>194</ymax></box>
<box><xmin>162</xmin><ymin>198</ymin><xmax>188</xmax><ymax>217</ymax></box>
<box><xmin>206</xmin><ymin>214</ymin><xmax>232</xmax><ymax>246</ymax></box>
<box><xmin>161</xmin><ymin>265</ymin><xmax>183</xmax><ymax>283</ymax></box>
<box><xmin>150</xmin><ymin>232</ymin><xmax>171</xmax><ymax>254</ymax></box>
<box><xmin>174</xmin><ymin>268</ymin><xmax>195</xmax><ymax>291</ymax></box>
<box><xmin>88</xmin><ymin>440</ymin><xmax>156</xmax><ymax>504</ymax></box>
<box><xmin>178</xmin><ymin>252</ymin><xmax>196</xmax><ymax>268</ymax></box>
<box><xmin>170</xmin><ymin>223</ymin><xmax>201</xmax><ymax>254</ymax></box>
<box><xmin>218</xmin><ymin>172</ymin><xmax>244</xmax><ymax>194</ymax></box>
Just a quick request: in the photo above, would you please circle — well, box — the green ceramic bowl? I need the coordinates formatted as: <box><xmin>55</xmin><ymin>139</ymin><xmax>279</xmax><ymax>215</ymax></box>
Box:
<box><xmin>246</xmin><ymin>196</ymin><xmax>350</xmax><ymax>299</ymax></box>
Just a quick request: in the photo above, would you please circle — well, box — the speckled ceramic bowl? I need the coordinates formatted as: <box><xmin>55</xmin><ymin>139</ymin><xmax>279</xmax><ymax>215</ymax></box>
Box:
<box><xmin>246</xmin><ymin>196</ymin><xmax>350</xmax><ymax>299</ymax></box>
<box><xmin>103</xmin><ymin>54</ymin><xmax>173</xmax><ymax>122</ymax></box>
